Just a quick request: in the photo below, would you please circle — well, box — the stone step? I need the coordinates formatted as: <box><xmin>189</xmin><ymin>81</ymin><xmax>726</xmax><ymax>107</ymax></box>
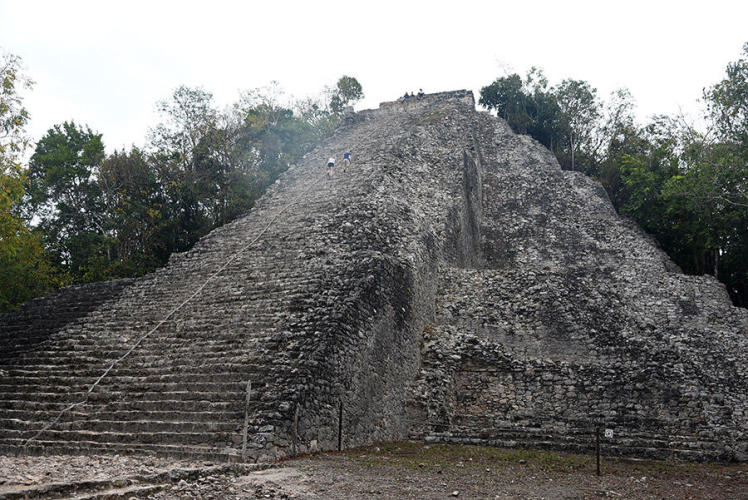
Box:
<box><xmin>0</xmin><ymin>389</ymin><xmax>246</xmax><ymax>404</ymax></box>
<box><xmin>429</xmin><ymin>433</ymin><xmax>731</xmax><ymax>462</ymax></box>
<box><xmin>0</xmin><ymin>277</ymin><xmax>319</xmax><ymax>325</ymax></box>
<box><xmin>79</xmin><ymin>275</ymin><xmax>318</xmax><ymax>299</ymax></box>
<box><xmin>428</xmin><ymin>428</ymin><xmax>728</xmax><ymax>454</ymax></box>
<box><xmin>1</xmin><ymin>347</ymin><xmax>272</xmax><ymax>365</ymax></box>
<box><xmin>2</xmin><ymin>302</ymin><xmax>297</xmax><ymax>324</ymax></box>
<box><xmin>89</xmin><ymin>284</ymin><xmax>319</xmax><ymax>308</ymax></box>
<box><xmin>0</xmin><ymin>399</ymin><xmax>246</xmax><ymax>413</ymax></box>
<box><xmin>0</xmin><ymin>372</ymin><xmax>270</xmax><ymax>390</ymax></box>
<box><xmin>0</xmin><ymin>371</ymin><xmax>250</xmax><ymax>386</ymax></box>
<box><xmin>0</xmin><ymin>462</ymin><xmax>267</xmax><ymax>500</ymax></box>
<box><xmin>0</xmin><ymin>292</ymin><xmax>316</xmax><ymax>348</ymax></box>
<box><xmin>0</xmin><ymin>381</ymin><xmax>245</xmax><ymax>394</ymax></box>
<box><xmin>0</xmin><ymin>438</ymin><xmax>242</xmax><ymax>462</ymax></box>
<box><xmin>446</xmin><ymin>418</ymin><xmax>727</xmax><ymax>447</ymax></box>
<box><xmin>1</xmin><ymin>330</ymin><xmax>277</xmax><ymax>354</ymax></box>
<box><xmin>2</xmin><ymin>428</ymin><xmax>235</xmax><ymax>446</ymax></box>
<box><xmin>0</xmin><ymin>482</ymin><xmax>163</xmax><ymax>500</ymax></box>
<box><xmin>0</xmin><ymin>417</ymin><xmax>238</xmax><ymax>434</ymax></box>
<box><xmin>2</xmin><ymin>333</ymin><xmax>276</xmax><ymax>355</ymax></box>
<box><xmin>71</xmin><ymin>484</ymin><xmax>166</xmax><ymax>500</ymax></box>
<box><xmin>3</xmin><ymin>334</ymin><xmax>275</xmax><ymax>348</ymax></box>
<box><xmin>2</xmin><ymin>351</ymin><xmax>260</xmax><ymax>365</ymax></box>
<box><xmin>0</xmin><ymin>409</ymin><xmax>244</xmax><ymax>423</ymax></box>
<box><xmin>1</xmin><ymin>361</ymin><xmax>269</xmax><ymax>376</ymax></box>
<box><xmin>2</xmin><ymin>315</ymin><xmax>283</xmax><ymax>338</ymax></box>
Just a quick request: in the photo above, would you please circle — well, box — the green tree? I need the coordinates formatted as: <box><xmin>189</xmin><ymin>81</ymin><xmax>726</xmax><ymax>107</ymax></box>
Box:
<box><xmin>601</xmin><ymin>44</ymin><xmax>747</xmax><ymax>305</ymax></box>
<box><xmin>553</xmin><ymin>79</ymin><xmax>601</xmax><ymax>172</ymax></box>
<box><xmin>149</xmin><ymin>86</ymin><xmax>219</xmax><ymax>251</ymax></box>
<box><xmin>93</xmin><ymin>147</ymin><xmax>168</xmax><ymax>279</ymax></box>
<box><xmin>525</xmin><ymin>69</ymin><xmax>563</xmax><ymax>152</ymax></box>
<box><xmin>329</xmin><ymin>76</ymin><xmax>364</xmax><ymax>114</ymax></box>
<box><xmin>232</xmin><ymin>88</ymin><xmax>320</xmax><ymax>202</ymax></box>
<box><xmin>147</xmin><ymin>84</ymin><xmax>330</xmax><ymax>255</ymax></box>
<box><xmin>704</xmin><ymin>42</ymin><xmax>747</xmax><ymax>146</ymax></box>
<box><xmin>479</xmin><ymin>73</ymin><xmax>532</xmax><ymax>132</ymax></box>
<box><xmin>0</xmin><ymin>50</ymin><xmax>66</xmax><ymax>312</ymax></box>
<box><xmin>479</xmin><ymin>69</ymin><xmax>563</xmax><ymax>152</ymax></box>
<box><xmin>295</xmin><ymin>96</ymin><xmax>339</xmax><ymax>141</ymax></box>
<box><xmin>27</xmin><ymin>121</ymin><xmax>107</xmax><ymax>278</ymax></box>
<box><xmin>658</xmin><ymin>43</ymin><xmax>748</xmax><ymax>304</ymax></box>
<box><xmin>662</xmin><ymin>142</ymin><xmax>747</xmax><ymax>286</ymax></box>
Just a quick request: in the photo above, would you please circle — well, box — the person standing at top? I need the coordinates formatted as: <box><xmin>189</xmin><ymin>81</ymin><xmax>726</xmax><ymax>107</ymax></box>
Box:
<box><xmin>327</xmin><ymin>156</ymin><xmax>335</xmax><ymax>177</ymax></box>
<box><xmin>343</xmin><ymin>150</ymin><xmax>351</xmax><ymax>172</ymax></box>
<box><xmin>417</xmin><ymin>89</ymin><xmax>425</xmax><ymax>100</ymax></box>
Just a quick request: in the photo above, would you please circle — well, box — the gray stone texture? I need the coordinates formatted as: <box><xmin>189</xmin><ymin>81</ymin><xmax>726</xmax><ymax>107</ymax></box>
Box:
<box><xmin>1</xmin><ymin>90</ymin><xmax>745</xmax><ymax>462</ymax></box>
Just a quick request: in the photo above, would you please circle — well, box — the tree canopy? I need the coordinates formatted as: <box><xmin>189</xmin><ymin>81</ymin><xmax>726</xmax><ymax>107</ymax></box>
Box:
<box><xmin>0</xmin><ymin>51</ymin><xmax>66</xmax><ymax>313</ymax></box>
<box><xmin>329</xmin><ymin>76</ymin><xmax>364</xmax><ymax>114</ymax></box>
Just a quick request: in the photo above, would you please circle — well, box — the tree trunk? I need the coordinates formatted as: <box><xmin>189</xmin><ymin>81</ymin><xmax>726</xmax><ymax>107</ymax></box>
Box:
<box><xmin>714</xmin><ymin>248</ymin><xmax>719</xmax><ymax>279</ymax></box>
<box><xmin>570</xmin><ymin>134</ymin><xmax>576</xmax><ymax>171</ymax></box>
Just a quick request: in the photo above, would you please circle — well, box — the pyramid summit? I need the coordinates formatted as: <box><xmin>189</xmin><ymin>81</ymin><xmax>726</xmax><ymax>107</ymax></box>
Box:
<box><xmin>1</xmin><ymin>90</ymin><xmax>746</xmax><ymax>462</ymax></box>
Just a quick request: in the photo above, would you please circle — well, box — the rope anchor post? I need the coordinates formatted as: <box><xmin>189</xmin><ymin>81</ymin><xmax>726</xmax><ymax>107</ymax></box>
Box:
<box><xmin>242</xmin><ymin>380</ymin><xmax>251</xmax><ymax>460</ymax></box>
<box><xmin>338</xmin><ymin>400</ymin><xmax>343</xmax><ymax>452</ymax></box>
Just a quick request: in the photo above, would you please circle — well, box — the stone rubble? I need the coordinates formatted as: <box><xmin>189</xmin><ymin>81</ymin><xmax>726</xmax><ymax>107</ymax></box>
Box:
<box><xmin>408</xmin><ymin>107</ymin><xmax>748</xmax><ymax>462</ymax></box>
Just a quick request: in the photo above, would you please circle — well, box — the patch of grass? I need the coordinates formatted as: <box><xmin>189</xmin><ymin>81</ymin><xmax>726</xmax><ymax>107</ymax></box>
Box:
<box><xmin>607</xmin><ymin>457</ymin><xmax>730</xmax><ymax>476</ymax></box>
<box><xmin>417</xmin><ymin>111</ymin><xmax>444</xmax><ymax>125</ymax></box>
<box><xmin>345</xmin><ymin>442</ymin><xmax>590</xmax><ymax>472</ymax></box>
<box><xmin>341</xmin><ymin>441</ymin><xmax>748</xmax><ymax>479</ymax></box>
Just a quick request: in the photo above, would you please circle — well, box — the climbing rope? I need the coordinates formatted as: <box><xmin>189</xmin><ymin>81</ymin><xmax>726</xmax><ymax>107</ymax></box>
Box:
<box><xmin>23</xmin><ymin>168</ymin><xmax>326</xmax><ymax>449</ymax></box>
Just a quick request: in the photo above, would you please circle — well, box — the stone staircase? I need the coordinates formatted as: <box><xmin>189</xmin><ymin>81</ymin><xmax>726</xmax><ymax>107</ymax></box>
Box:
<box><xmin>1</xmin><ymin>91</ymin><xmax>481</xmax><ymax>461</ymax></box>
<box><xmin>0</xmin><ymin>221</ymin><xmax>337</xmax><ymax>459</ymax></box>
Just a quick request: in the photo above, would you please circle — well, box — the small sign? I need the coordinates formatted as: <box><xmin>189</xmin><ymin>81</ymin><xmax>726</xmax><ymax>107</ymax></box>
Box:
<box><xmin>604</xmin><ymin>429</ymin><xmax>614</xmax><ymax>438</ymax></box>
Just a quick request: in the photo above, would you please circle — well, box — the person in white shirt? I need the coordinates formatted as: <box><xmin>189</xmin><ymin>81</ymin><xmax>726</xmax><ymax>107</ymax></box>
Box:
<box><xmin>327</xmin><ymin>156</ymin><xmax>336</xmax><ymax>177</ymax></box>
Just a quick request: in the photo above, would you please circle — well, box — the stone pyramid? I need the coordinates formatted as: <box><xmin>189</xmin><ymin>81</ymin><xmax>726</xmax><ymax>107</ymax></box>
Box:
<box><xmin>1</xmin><ymin>91</ymin><xmax>745</xmax><ymax>462</ymax></box>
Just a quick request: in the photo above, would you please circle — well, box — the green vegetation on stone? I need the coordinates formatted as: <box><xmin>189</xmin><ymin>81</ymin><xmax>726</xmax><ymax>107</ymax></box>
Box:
<box><xmin>417</xmin><ymin>111</ymin><xmax>444</xmax><ymax>125</ymax></box>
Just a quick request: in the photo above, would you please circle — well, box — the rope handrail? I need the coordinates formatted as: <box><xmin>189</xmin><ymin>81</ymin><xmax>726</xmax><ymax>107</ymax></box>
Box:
<box><xmin>23</xmin><ymin>169</ymin><xmax>325</xmax><ymax>449</ymax></box>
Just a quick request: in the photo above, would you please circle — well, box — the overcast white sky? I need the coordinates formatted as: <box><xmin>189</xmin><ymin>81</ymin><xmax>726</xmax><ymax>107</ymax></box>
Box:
<box><xmin>1</xmin><ymin>0</ymin><xmax>746</xmax><ymax>153</ymax></box>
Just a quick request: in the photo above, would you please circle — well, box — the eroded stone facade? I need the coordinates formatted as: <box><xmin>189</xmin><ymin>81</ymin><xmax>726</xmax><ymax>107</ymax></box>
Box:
<box><xmin>1</xmin><ymin>90</ymin><xmax>745</xmax><ymax>462</ymax></box>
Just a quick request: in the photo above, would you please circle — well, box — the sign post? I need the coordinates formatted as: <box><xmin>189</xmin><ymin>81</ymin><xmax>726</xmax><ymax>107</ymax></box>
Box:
<box><xmin>338</xmin><ymin>401</ymin><xmax>343</xmax><ymax>451</ymax></box>
<box><xmin>595</xmin><ymin>426</ymin><xmax>601</xmax><ymax>476</ymax></box>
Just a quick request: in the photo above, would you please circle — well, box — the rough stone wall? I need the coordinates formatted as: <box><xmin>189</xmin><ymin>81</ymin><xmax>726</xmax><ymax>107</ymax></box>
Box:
<box><xmin>1</xmin><ymin>90</ymin><xmax>745</xmax><ymax>463</ymax></box>
<box><xmin>409</xmin><ymin>112</ymin><xmax>748</xmax><ymax>462</ymax></box>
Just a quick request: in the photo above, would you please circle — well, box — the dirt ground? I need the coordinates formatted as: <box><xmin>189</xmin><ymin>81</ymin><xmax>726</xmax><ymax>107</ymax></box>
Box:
<box><xmin>276</xmin><ymin>442</ymin><xmax>748</xmax><ymax>499</ymax></box>
<box><xmin>2</xmin><ymin>442</ymin><xmax>747</xmax><ymax>499</ymax></box>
